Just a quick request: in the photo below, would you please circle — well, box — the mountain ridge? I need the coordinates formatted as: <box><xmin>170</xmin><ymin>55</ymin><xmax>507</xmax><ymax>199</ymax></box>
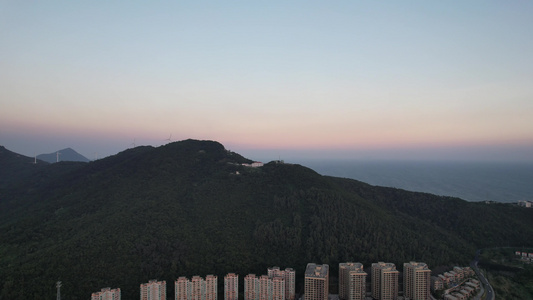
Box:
<box><xmin>0</xmin><ymin>139</ymin><xmax>532</xmax><ymax>300</ymax></box>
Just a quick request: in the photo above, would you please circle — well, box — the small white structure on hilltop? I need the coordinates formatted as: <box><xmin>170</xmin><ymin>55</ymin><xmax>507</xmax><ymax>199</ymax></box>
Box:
<box><xmin>518</xmin><ymin>200</ymin><xmax>532</xmax><ymax>208</ymax></box>
<box><xmin>242</xmin><ymin>162</ymin><xmax>264</xmax><ymax>168</ymax></box>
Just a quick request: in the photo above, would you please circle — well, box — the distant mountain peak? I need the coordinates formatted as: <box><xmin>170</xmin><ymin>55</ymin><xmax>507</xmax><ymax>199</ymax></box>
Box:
<box><xmin>37</xmin><ymin>148</ymin><xmax>90</xmax><ymax>163</ymax></box>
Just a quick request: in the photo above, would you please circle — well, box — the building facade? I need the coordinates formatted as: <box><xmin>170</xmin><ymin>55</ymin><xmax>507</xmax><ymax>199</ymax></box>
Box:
<box><xmin>304</xmin><ymin>263</ymin><xmax>329</xmax><ymax>300</ymax></box>
<box><xmin>267</xmin><ymin>267</ymin><xmax>295</xmax><ymax>300</ymax></box>
<box><xmin>91</xmin><ymin>287</ymin><xmax>121</xmax><ymax>300</ymax></box>
<box><xmin>403</xmin><ymin>262</ymin><xmax>431</xmax><ymax>300</ymax></box>
<box><xmin>259</xmin><ymin>275</ymin><xmax>273</xmax><ymax>300</ymax></box>
<box><xmin>175</xmin><ymin>277</ymin><xmax>190</xmax><ymax>300</ymax></box>
<box><xmin>141</xmin><ymin>280</ymin><xmax>166</xmax><ymax>300</ymax></box>
<box><xmin>371</xmin><ymin>262</ymin><xmax>398</xmax><ymax>300</ymax></box>
<box><xmin>245</xmin><ymin>274</ymin><xmax>260</xmax><ymax>300</ymax></box>
<box><xmin>175</xmin><ymin>275</ymin><xmax>218</xmax><ymax>300</ymax></box>
<box><xmin>225</xmin><ymin>273</ymin><xmax>239</xmax><ymax>300</ymax></box>
<box><xmin>339</xmin><ymin>262</ymin><xmax>366</xmax><ymax>300</ymax></box>
<box><xmin>206</xmin><ymin>275</ymin><xmax>218</xmax><ymax>300</ymax></box>
<box><xmin>272</xmin><ymin>276</ymin><xmax>286</xmax><ymax>300</ymax></box>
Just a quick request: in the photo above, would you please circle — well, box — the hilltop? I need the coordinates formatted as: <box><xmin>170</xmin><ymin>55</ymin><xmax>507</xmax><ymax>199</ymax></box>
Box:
<box><xmin>37</xmin><ymin>147</ymin><xmax>90</xmax><ymax>163</ymax></box>
<box><xmin>0</xmin><ymin>139</ymin><xmax>532</xmax><ymax>300</ymax></box>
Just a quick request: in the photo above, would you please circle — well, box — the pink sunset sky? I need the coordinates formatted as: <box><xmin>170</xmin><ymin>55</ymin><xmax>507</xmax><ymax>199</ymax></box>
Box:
<box><xmin>1</xmin><ymin>1</ymin><xmax>532</xmax><ymax>162</ymax></box>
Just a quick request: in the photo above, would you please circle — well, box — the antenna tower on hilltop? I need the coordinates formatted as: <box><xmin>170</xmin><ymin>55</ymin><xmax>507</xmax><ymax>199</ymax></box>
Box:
<box><xmin>56</xmin><ymin>151</ymin><xmax>61</xmax><ymax>163</ymax></box>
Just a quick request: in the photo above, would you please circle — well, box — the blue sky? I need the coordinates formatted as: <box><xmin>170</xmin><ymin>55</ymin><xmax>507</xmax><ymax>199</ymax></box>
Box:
<box><xmin>1</xmin><ymin>1</ymin><xmax>532</xmax><ymax>162</ymax></box>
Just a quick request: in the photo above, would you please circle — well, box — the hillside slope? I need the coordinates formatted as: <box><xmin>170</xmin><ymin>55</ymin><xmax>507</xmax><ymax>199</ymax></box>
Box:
<box><xmin>1</xmin><ymin>140</ymin><xmax>532</xmax><ymax>300</ymax></box>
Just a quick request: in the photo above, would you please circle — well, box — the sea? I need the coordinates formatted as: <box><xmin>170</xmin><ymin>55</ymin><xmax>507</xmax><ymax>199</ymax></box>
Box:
<box><xmin>295</xmin><ymin>160</ymin><xmax>533</xmax><ymax>203</ymax></box>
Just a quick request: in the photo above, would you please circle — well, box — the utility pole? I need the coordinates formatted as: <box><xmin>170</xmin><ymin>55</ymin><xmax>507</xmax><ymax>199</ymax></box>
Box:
<box><xmin>56</xmin><ymin>281</ymin><xmax>61</xmax><ymax>300</ymax></box>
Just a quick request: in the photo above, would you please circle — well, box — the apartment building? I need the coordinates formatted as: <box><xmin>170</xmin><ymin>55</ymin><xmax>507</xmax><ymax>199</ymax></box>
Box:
<box><xmin>175</xmin><ymin>277</ymin><xmax>190</xmax><ymax>300</ymax></box>
<box><xmin>304</xmin><ymin>263</ymin><xmax>329</xmax><ymax>300</ymax></box>
<box><xmin>371</xmin><ymin>262</ymin><xmax>398</xmax><ymax>300</ymax></box>
<box><xmin>403</xmin><ymin>262</ymin><xmax>431</xmax><ymax>300</ymax></box>
<box><xmin>245</xmin><ymin>274</ymin><xmax>260</xmax><ymax>300</ymax></box>
<box><xmin>267</xmin><ymin>267</ymin><xmax>296</xmax><ymax>300</ymax></box>
<box><xmin>140</xmin><ymin>280</ymin><xmax>166</xmax><ymax>300</ymax></box>
<box><xmin>339</xmin><ymin>262</ymin><xmax>366</xmax><ymax>300</ymax></box>
<box><xmin>175</xmin><ymin>275</ymin><xmax>217</xmax><ymax>300</ymax></box>
<box><xmin>225</xmin><ymin>273</ymin><xmax>239</xmax><ymax>300</ymax></box>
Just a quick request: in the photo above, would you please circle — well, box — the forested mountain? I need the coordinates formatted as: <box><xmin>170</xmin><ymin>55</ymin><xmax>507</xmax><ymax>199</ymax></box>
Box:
<box><xmin>1</xmin><ymin>140</ymin><xmax>532</xmax><ymax>300</ymax></box>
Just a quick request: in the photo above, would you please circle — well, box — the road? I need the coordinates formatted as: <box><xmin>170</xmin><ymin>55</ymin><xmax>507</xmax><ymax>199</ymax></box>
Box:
<box><xmin>471</xmin><ymin>249</ymin><xmax>495</xmax><ymax>300</ymax></box>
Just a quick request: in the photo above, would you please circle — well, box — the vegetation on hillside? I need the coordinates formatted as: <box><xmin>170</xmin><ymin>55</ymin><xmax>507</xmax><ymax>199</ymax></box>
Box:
<box><xmin>1</xmin><ymin>140</ymin><xmax>532</xmax><ymax>300</ymax></box>
<box><xmin>479</xmin><ymin>248</ymin><xmax>533</xmax><ymax>299</ymax></box>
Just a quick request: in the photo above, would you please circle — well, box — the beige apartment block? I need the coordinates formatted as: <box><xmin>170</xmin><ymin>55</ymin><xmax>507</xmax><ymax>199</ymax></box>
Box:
<box><xmin>175</xmin><ymin>277</ymin><xmax>189</xmax><ymax>300</ymax></box>
<box><xmin>190</xmin><ymin>276</ymin><xmax>204</xmax><ymax>300</ymax></box>
<box><xmin>141</xmin><ymin>280</ymin><xmax>166</xmax><ymax>300</ymax></box>
<box><xmin>175</xmin><ymin>275</ymin><xmax>217</xmax><ymax>300</ymax></box>
<box><xmin>259</xmin><ymin>275</ymin><xmax>272</xmax><ymax>300</ymax></box>
<box><xmin>245</xmin><ymin>274</ymin><xmax>260</xmax><ymax>300</ymax></box>
<box><xmin>403</xmin><ymin>262</ymin><xmax>431</xmax><ymax>300</ymax></box>
<box><xmin>267</xmin><ymin>267</ymin><xmax>296</xmax><ymax>300</ymax></box>
<box><xmin>205</xmin><ymin>275</ymin><xmax>218</xmax><ymax>300</ymax></box>
<box><xmin>304</xmin><ymin>263</ymin><xmax>329</xmax><ymax>300</ymax></box>
<box><xmin>371</xmin><ymin>262</ymin><xmax>399</xmax><ymax>300</ymax></box>
<box><xmin>339</xmin><ymin>262</ymin><xmax>366</xmax><ymax>300</ymax></box>
<box><xmin>225</xmin><ymin>273</ymin><xmax>239</xmax><ymax>300</ymax></box>
<box><xmin>272</xmin><ymin>276</ymin><xmax>286</xmax><ymax>300</ymax></box>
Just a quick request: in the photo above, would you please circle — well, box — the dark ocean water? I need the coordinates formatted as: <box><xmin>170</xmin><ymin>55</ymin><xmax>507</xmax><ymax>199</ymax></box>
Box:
<box><xmin>296</xmin><ymin>160</ymin><xmax>533</xmax><ymax>203</ymax></box>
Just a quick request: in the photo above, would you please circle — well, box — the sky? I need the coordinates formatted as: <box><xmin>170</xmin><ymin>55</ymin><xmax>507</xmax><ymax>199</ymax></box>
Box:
<box><xmin>1</xmin><ymin>1</ymin><xmax>533</xmax><ymax>162</ymax></box>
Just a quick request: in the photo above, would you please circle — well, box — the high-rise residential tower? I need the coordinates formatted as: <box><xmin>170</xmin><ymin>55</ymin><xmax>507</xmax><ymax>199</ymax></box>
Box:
<box><xmin>304</xmin><ymin>263</ymin><xmax>329</xmax><ymax>300</ymax></box>
<box><xmin>259</xmin><ymin>275</ymin><xmax>272</xmax><ymax>300</ymax></box>
<box><xmin>284</xmin><ymin>268</ymin><xmax>296</xmax><ymax>300</ymax></box>
<box><xmin>141</xmin><ymin>280</ymin><xmax>166</xmax><ymax>300</ymax></box>
<box><xmin>91</xmin><ymin>287</ymin><xmax>121</xmax><ymax>300</ymax></box>
<box><xmin>403</xmin><ymin>262</ymin><xmax>431</xmax><ymax>300</ymax></box>
<box><xmin>190</xmin><ymin>276</ymin><xmax>204</xmax><ymax>300</ymax></box>
<box><xmin>205</xmin><ymin>275</ymin><xmax>218</xmax><ymax>300</ymax></box>
<box><xmin>245</xmin><ymin>274</ymin><xmax>260</xmax><ymax>300</ymax></box>
<box><xmin>371</xmin><ymin>262</ymin><xmax>399</xmax><ymax>300</ymax></box>
<box><xmin>175</xmin><ymin>277</ymin><xmax>189</xmax><ymax>300</ymax></box>
<box><xmin>225</xmin><ymin>273</ymin><xmax>239</xmax><ymax>300</ymax></box>
<box><xmin>175</xmin><ymin>275</ymin><xmax>218</xmax><ymax>300</ymax></box>
<box><xmin>339</xmin><ymin>262</ymin><xmax>366</xmax><ymax>300</ymax></box>
<box><xmin>272</xmin><ymin>276</ymin><xmax>285</xmax><ymax>300</ymax></box>
<box><xmin>267</xmin><ymin>267</ymin><xmax>295</xmax><ymax>300</ymax></box>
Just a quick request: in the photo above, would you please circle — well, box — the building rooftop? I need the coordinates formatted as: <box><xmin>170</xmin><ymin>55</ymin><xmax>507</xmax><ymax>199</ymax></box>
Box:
<box><xmin>372</xmin><ymin>262</ymin><xmax>398</xmax><ymax>272</ymax></box>
<box><xmin>305</xmin><ymin>263</ymin><xmax>329</xmax><ymax>278</ymax></box>
<box><xmin>340</xmin><ymin>262</ymin><xmax>364</xmax><ymax>270</ymax></box>
<box><xmin>404</xmin><ymin>261</ymin><xmax>430</xmax><ymax>271</ymax></box>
